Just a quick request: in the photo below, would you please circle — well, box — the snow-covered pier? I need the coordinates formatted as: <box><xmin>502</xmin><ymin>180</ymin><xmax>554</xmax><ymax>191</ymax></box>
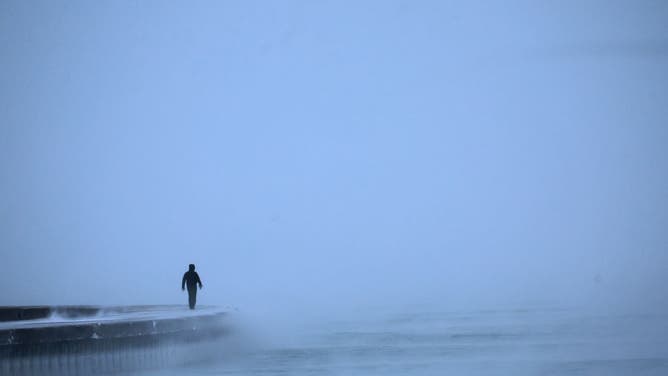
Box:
<box><xmin>0</xmin><ymin>305</ymin><xmax>229</xmax><ymax>375</ymax></box>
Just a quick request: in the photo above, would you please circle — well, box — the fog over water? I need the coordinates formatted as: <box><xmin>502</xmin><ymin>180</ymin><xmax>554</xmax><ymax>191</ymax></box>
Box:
<box><xmin>1</xmin><ymin>2</ymin><xmax>668</xmax><ymax>371</ymax></box>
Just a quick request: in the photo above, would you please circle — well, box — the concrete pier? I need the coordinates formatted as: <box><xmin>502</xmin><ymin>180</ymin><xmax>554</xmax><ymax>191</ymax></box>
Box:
<box><xmin>0</xmin><ymin>305</ymin><xmax>230</xmax><ymax>375</ymax></box>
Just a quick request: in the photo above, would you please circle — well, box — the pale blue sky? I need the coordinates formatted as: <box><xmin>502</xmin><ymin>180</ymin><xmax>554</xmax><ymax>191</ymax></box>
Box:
<box><xmin>1</xmin><ymin>1</ymin><xmax>667</xmax><ymax>313</ymax></box>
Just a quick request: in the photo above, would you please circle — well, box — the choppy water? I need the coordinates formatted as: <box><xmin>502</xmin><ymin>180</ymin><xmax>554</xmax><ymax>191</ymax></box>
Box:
<box><xmin>143</xmin><ymin>307</ymin><xmax>668</xmax><ymax>376</ymax></box>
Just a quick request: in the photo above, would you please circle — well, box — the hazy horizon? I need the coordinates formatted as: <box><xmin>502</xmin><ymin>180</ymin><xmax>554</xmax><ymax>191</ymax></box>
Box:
<box><xmin>1</xmin><ymin>1</ymin><xmax>667</xmax><ymax>320</ymax></box>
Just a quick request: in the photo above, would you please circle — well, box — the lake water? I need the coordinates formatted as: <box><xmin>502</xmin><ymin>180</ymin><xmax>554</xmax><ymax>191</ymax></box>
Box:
<box><xmin>141</xmin><ymin>306</ymin><xmax>668</xmax><ymax>376</ymax></box>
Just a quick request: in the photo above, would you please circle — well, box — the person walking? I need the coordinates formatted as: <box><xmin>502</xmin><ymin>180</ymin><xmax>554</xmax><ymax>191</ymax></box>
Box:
<box><xmin>182</xmin><ymin>264</ymin><xmax>203</xmax><ymax>309</ymax></box>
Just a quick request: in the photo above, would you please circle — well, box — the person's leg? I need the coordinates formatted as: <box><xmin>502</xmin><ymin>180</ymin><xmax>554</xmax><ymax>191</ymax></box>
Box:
<box><xmin>188</xmin><ymin>288</ymin><xmax>197</xmax><ymax>309</ymax></box>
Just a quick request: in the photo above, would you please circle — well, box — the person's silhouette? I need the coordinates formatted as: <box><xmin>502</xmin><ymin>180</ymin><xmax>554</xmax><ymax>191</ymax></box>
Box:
<box><xmin>182</xmin><ymin>264</ymin><xmax>203</xmax><ymax>309</ymax></box>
